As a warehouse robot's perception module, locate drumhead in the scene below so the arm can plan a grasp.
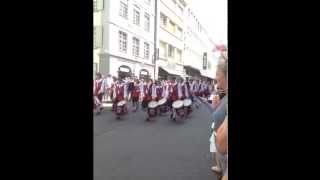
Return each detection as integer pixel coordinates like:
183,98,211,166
183,99,192,106
172,100,184,108
117,100,126,106
158,98,167,105
148,101,158,108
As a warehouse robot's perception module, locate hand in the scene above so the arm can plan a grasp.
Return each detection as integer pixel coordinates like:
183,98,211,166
212,95,220,106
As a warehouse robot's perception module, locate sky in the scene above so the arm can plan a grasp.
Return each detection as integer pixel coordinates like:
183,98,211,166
188,0,228,46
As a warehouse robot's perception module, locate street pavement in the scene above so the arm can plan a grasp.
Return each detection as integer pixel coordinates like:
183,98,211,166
94,100,218,180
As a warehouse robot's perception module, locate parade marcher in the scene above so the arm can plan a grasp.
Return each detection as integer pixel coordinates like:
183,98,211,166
105,74,113,102
141,79,152,110
112,78,128,119
170,78,184,121
94,73,105,114
155,80,164,101
157,80,170,115
183,79,193,116
191,79,201,108
145,79,158,121
131,79,141,112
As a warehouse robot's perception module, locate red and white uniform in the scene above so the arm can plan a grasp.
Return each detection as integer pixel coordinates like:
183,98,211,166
113,83,126,102
155,85,164,101
142,84,152,102
169,82,178,102
131,84,141,102
177,83,185,100
94,78,105,109
184,82,191,98
94,78,104,96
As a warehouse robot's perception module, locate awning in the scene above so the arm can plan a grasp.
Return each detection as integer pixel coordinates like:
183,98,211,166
200,70,215,79
184,65,201,74
159,66,182,76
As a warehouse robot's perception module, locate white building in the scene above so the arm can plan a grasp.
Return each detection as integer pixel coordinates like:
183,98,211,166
94,0,221,81
97,0,156,79
93,0,105,76
156,0,187,80
183,6,217,81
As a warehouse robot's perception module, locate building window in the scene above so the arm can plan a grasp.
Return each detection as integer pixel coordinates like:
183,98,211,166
93,63,98,75
177,27,183,39
159,41,167,58
178,5,183,14
132,37,140,57
94,26,96,49
133,8,140,26
119,0,128,19
169,20,176,33
94,0,104,12
144,13,150,32
94,26,102,49
119,31,127,53
160,13,167,27
168,45,175,58
144,0,151,5
176,49,182,62
144,42,150,59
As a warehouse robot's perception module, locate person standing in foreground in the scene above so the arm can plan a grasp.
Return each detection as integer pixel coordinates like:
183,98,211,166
209,58,228,174
216,116,228,180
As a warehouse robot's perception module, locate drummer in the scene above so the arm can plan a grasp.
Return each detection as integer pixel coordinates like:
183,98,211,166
155,80,163,101
169,78,179,120
131,79,141,112
141,79,152,110
112,78,128,113
94,72,105,115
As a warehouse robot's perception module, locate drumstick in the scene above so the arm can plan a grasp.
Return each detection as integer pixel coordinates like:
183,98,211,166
197,97,217,113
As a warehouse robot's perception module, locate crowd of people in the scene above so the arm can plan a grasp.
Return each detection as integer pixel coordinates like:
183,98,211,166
93,58,228,180
93,73,218,120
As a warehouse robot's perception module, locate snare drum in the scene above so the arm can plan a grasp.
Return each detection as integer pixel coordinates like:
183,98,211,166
183,99,192,107
172,100,185,117
158,98,167,106
183,98,193,115
116,100,126,114
158,98,168,113
148,101,158,117
117,100,126,107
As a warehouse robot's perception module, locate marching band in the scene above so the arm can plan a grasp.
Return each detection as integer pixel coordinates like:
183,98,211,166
93,73,215,122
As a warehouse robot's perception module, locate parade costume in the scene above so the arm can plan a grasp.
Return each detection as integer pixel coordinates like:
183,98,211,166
131,82,141,112
112,82,128,119
94,77,105,114
146,83,158,121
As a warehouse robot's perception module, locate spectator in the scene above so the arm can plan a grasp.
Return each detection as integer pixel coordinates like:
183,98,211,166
210,58,228,173
216,116,228,180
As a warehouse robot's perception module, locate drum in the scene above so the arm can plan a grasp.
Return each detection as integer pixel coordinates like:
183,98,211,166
148,101,158,117
158,98,167,106
148,101,158,108
116,100,126,114
158,98,168,113
183,99,192,107
117,100,126,107
172,100,184,109
172,100,185,117
183,98,193,116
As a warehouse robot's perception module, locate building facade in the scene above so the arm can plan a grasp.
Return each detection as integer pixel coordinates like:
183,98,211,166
94,0,223,81
156,0,187,80
93,0,106,76
96,0,156,79
183,6,217,81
